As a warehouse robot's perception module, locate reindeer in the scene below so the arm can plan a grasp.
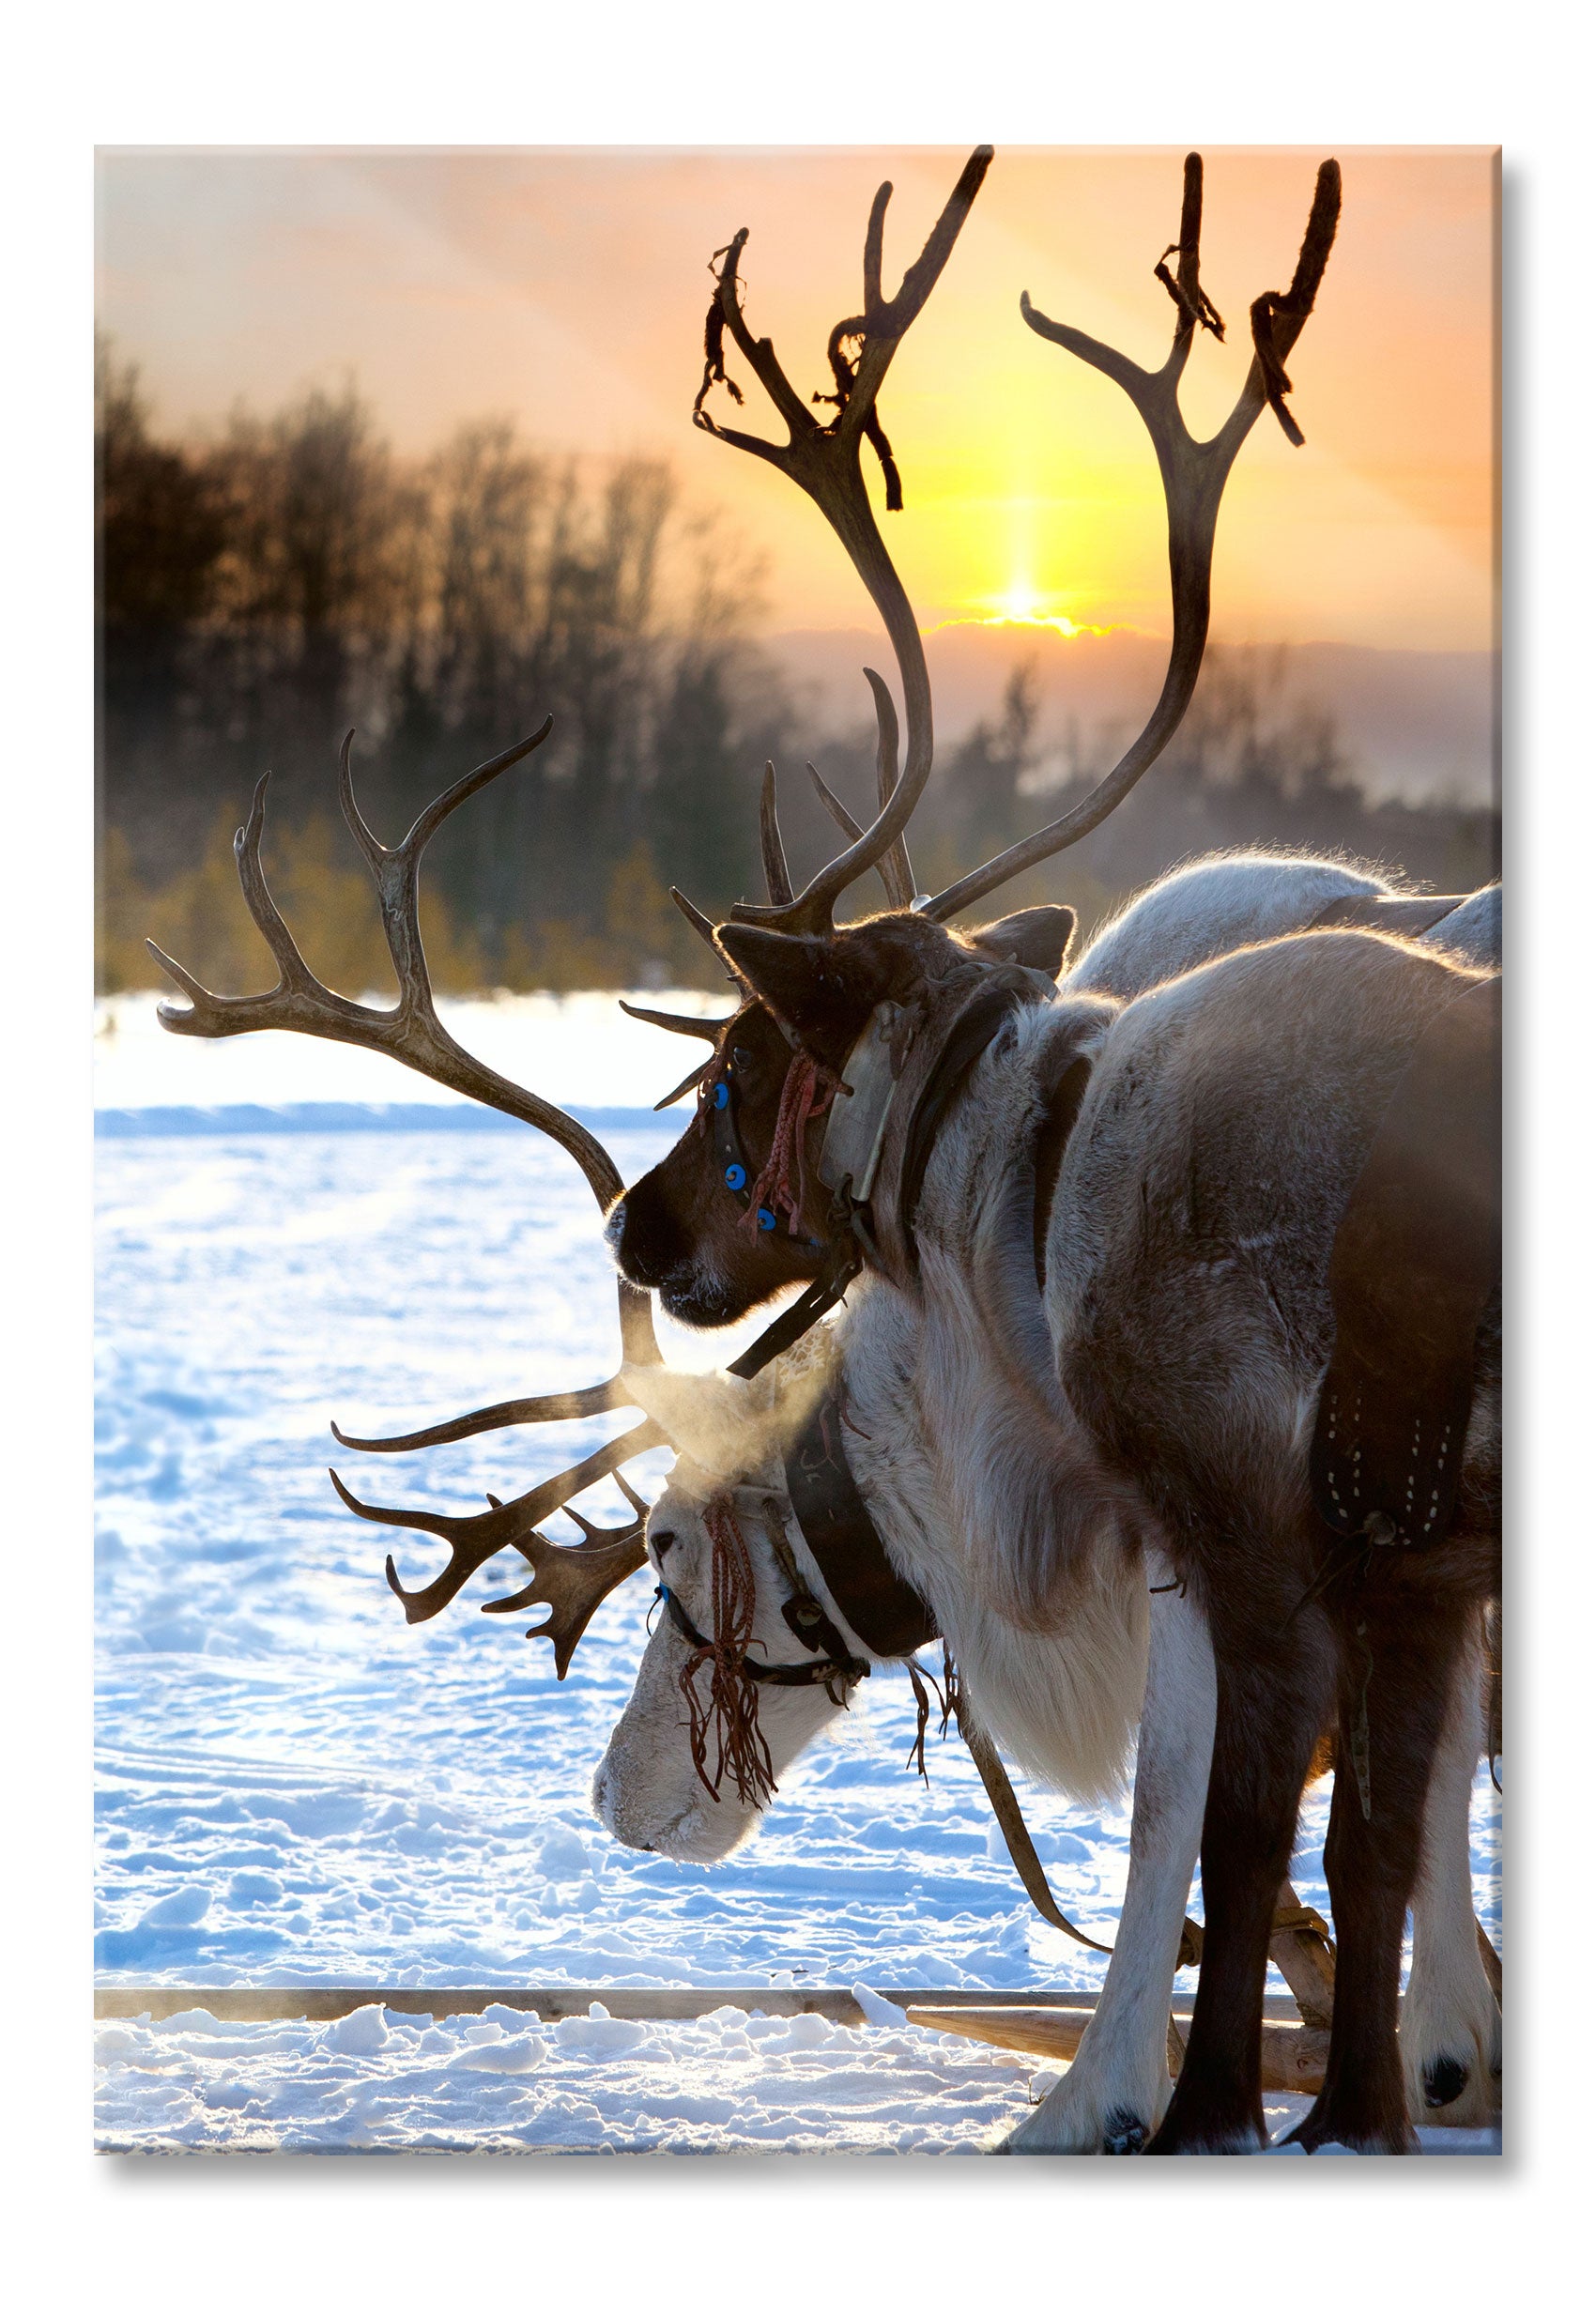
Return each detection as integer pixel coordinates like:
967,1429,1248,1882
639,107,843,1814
598,150,1501,2151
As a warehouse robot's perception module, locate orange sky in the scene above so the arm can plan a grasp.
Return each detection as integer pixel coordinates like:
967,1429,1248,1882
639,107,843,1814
96,146,1497,652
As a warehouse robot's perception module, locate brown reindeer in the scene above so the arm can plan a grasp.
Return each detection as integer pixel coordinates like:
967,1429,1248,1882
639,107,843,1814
604,149,1501,2151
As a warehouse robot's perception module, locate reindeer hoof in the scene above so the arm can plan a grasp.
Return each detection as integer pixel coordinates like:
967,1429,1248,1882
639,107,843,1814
1421,2056,1467,2109
1102,2110,1150,2154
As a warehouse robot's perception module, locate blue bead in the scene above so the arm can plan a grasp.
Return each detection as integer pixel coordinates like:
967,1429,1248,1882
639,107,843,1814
713,1081,730,1110
724,1164,747,1191
757,1206,776,1231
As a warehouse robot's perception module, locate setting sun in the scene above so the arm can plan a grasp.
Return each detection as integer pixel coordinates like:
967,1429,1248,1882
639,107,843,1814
96,146,1497,654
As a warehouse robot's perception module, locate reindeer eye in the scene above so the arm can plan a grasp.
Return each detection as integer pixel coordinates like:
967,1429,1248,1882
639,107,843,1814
652,1530,675,1557
731,1044,754,1073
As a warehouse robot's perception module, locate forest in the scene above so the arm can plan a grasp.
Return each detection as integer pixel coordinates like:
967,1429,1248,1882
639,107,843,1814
95,340,1499,998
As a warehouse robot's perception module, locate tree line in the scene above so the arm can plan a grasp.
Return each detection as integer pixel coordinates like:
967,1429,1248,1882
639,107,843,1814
95,339,1497,997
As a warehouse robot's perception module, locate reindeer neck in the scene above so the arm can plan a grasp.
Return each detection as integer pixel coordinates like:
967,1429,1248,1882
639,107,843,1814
852,959,1054,1292
834,1269,1148,1804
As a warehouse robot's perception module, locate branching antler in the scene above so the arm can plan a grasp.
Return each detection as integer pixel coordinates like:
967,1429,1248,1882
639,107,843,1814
149,724,656,1363
692,146,992,931
330,1448,659,1676
923,153,1342,921
758,668,915,913
149,724,673,1650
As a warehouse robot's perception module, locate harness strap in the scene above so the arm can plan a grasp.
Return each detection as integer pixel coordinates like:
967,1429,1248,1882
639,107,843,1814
957,1701,1116,1955
891,970,1051,1275
707,1073,755,1207
727,1231,864,1382
657,1586,867,1694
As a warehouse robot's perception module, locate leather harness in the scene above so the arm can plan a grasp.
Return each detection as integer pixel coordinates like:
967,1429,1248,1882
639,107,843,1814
783,1392,939,1656
1310,974,1501,1552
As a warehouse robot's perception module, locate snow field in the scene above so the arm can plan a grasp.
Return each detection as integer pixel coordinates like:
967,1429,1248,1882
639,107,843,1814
92,2000,1501,2155
94,999,1501,2152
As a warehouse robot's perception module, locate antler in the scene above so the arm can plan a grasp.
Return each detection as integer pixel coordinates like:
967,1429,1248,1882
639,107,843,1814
148,723,657,1369
801,669,916,909
757,668,915,917
921,153,1341,921
149,724,672,1644
693,146,992,931
330,1450,658,1676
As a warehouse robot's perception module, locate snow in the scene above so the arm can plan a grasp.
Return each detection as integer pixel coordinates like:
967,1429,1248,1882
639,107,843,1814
95,993,1502,2153
852,1982,910,2027
92,2005,1499,2156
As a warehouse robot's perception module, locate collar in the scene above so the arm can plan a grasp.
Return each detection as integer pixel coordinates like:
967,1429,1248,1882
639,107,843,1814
654,1395,935,1678
850,960,1055,1290
781,1390,938,1659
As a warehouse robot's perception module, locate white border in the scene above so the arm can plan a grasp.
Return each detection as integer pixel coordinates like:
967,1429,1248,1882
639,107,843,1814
7,3,1586,2288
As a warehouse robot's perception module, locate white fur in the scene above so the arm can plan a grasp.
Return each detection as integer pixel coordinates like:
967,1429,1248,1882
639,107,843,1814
1068,852,1387,1000
1003,1574,1216,2154
1403,1635,1502,2125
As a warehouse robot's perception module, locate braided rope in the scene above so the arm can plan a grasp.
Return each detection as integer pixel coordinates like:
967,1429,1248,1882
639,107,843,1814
679,1495,777,1807
743,1055,838,1236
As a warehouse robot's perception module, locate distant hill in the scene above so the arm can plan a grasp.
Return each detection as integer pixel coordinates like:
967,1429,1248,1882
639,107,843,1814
764,625,1498,809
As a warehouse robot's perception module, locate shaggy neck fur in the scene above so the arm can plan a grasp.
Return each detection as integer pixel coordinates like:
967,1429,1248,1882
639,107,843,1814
833,999,1153,1809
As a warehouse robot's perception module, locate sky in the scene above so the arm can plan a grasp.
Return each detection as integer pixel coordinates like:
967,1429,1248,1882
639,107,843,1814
96,146,1497,653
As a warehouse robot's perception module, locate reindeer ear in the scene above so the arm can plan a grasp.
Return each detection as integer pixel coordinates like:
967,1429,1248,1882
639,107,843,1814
715,924,871,1058
965,905,1077,979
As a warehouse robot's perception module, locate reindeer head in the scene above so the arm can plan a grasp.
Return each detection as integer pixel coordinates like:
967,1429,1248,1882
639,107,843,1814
593,1338,950,1863
591,1465,861,1863
610,147,1341,1338
611,908,1073,1326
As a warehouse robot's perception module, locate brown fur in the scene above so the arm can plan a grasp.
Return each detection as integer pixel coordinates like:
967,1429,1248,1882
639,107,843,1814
613,915,1499,2153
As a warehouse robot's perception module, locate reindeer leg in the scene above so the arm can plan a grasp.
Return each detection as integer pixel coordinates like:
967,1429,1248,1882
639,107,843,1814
1284,1590,1468,2154
1403,1617,1501,2128
999,1570,1215,2154
1144,1601,1335,2154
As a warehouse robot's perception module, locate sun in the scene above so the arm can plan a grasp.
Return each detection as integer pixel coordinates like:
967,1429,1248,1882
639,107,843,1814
1000,581,1043,622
